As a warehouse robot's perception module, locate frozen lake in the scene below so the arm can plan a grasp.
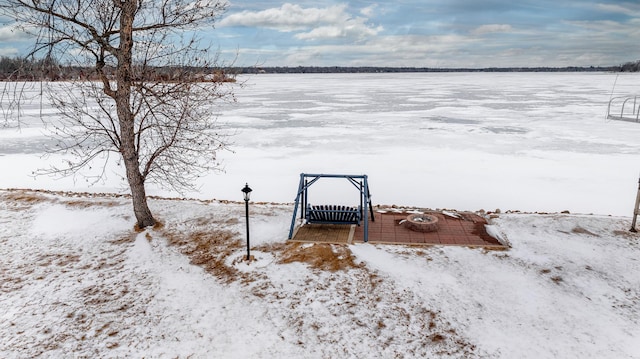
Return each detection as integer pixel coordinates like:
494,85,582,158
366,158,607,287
2,72,640,215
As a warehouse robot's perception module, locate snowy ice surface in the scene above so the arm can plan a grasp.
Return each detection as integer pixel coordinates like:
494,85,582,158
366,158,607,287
1,73,640,358
2,72,640,215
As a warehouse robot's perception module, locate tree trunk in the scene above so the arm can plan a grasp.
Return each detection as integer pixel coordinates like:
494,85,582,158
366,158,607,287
117,1,156,228
126,162,156,228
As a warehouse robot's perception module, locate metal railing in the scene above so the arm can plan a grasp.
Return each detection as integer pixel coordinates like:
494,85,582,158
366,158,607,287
607,95,640,122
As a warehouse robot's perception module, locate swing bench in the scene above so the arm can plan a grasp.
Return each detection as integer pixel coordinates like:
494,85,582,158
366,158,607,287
305,204,361,225
288,173,375,242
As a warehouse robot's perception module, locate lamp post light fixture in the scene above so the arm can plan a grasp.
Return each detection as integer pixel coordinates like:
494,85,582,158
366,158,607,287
241,183,252,261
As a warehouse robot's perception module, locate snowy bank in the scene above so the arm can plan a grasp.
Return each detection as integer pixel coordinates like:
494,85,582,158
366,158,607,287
1,190,639,358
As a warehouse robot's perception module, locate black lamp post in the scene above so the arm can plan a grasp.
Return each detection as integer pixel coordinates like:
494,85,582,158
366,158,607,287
241,183,252,261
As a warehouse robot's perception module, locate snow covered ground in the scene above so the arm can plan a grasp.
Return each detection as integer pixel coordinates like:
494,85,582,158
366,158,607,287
0,189,638,358
1,73,640,357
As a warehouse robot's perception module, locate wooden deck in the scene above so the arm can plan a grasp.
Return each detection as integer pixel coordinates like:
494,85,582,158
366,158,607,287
292,223,354,244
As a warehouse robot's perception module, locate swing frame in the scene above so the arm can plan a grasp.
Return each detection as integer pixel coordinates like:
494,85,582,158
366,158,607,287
287,173,375,242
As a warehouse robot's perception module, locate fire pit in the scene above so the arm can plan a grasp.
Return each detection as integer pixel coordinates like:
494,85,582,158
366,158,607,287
404,213,439,232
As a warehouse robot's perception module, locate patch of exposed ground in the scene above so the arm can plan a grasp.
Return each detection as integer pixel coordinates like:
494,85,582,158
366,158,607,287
277,242,359,271
0,190,52,211
0,189,126,211
163,228,243,283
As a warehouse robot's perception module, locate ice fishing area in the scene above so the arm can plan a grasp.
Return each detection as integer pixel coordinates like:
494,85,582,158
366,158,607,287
2,72,640,215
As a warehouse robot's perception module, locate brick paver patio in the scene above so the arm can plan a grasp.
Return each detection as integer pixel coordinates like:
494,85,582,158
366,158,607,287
291,210,506,249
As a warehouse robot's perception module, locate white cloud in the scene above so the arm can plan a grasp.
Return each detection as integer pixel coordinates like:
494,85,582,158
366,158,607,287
360,5,377,17
219,3,382,40
295,26,343,40
596,3,640,17
471,24,512,36
0,47,19,56
570,18,636,32
276,33,480,66
295,22,383,41
0,24,31,56
219,3,350,31
0,24,31,42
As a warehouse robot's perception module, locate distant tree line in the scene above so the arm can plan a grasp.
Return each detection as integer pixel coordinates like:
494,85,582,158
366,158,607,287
619,60,640,72
0,56,236,82
2,56,639,80
234,64,632,74
0,56,65,80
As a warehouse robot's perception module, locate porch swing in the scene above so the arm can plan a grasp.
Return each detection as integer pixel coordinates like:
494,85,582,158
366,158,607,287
287,173,375,242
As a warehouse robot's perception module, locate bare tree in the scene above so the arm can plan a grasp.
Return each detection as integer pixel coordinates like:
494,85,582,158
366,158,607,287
0,0,234,227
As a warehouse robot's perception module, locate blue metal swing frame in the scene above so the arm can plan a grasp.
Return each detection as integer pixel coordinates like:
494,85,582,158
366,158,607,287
287,173,374,242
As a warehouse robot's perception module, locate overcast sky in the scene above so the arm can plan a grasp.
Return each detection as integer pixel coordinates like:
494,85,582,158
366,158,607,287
1,1,639,68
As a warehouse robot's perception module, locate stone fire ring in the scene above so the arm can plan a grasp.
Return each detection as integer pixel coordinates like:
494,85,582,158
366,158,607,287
404,213,439,232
